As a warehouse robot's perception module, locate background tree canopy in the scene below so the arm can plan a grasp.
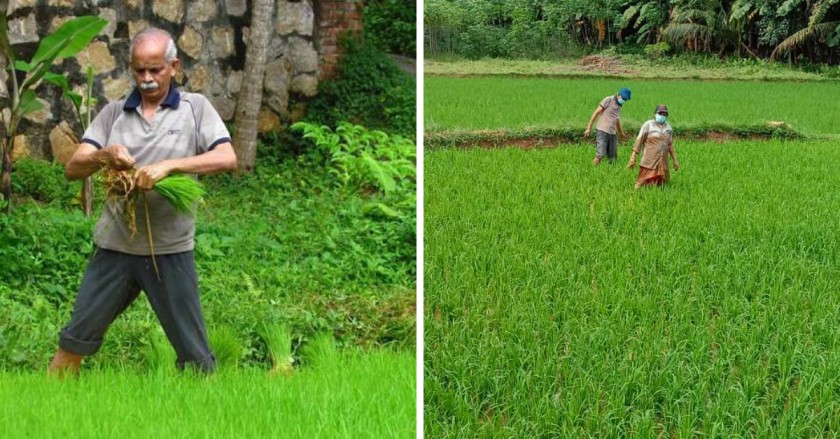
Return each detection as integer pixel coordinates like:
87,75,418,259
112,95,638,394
424,0,840,64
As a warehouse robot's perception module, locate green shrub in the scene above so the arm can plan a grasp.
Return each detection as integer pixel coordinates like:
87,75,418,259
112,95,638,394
304,38,415,136
11,158,78,206
364,0,415,56
643,41,671,59
291,121,416,198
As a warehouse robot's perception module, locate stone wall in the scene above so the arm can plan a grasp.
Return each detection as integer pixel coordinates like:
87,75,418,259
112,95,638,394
1,0,363,162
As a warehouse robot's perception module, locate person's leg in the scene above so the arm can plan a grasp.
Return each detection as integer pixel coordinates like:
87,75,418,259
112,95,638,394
607,134,618,163
593,130,608,165
51,248,141,376
138,251,215,373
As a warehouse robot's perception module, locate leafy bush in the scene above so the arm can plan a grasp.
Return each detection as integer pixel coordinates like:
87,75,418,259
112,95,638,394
291,122,415,197
304,38,415,136
290,121,416,288
643,41,671,59
11,159,79,206
1,135,415,370
364,0,416,57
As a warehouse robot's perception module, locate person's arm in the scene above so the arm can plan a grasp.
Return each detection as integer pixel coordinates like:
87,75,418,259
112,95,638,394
669,141,679,171
584,106,605,138
616,119,625,139
65,143,135,180
627,124,646,168
134,142,237,190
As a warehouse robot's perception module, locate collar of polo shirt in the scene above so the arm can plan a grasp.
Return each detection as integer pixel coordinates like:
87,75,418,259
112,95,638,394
123,84,181,111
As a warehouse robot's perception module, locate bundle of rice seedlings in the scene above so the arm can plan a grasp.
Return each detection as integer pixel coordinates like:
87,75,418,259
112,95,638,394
102,168,139,236
259,323,296,376
152,175,205,214
101,170,205,280
142,328,176,376
209,325,242,370
101,171,205,235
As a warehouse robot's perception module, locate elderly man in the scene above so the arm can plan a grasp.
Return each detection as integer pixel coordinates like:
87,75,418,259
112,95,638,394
584,87,631,165
48,28,237,375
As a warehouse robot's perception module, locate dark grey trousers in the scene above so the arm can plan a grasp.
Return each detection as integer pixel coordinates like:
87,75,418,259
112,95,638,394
595,129,618,162
59,248,215,373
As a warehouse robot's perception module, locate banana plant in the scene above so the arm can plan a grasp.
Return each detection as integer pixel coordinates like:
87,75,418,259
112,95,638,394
0,13,107,212
39,66,98,216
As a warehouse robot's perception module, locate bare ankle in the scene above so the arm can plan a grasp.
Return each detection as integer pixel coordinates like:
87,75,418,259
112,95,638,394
48,348,83,378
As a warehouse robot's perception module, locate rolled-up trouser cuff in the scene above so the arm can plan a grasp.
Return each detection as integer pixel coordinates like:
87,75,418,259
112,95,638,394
58,332,103,356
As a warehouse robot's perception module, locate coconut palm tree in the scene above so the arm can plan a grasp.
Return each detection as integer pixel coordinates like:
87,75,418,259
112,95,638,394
771,0,840,61
233,0,276,173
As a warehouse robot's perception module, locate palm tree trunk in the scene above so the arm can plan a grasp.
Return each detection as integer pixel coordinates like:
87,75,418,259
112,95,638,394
233,0,275,173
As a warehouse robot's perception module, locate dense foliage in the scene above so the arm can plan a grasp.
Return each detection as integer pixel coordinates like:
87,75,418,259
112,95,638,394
424,0,840,63
305,38,416,136
0,140,415,370
364,0,416,57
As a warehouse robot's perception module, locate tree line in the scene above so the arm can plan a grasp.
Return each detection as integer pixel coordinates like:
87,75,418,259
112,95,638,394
424,0,840,64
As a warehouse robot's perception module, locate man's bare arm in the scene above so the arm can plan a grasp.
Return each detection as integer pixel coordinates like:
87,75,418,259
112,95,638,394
65,143,135,180
134,142,238,190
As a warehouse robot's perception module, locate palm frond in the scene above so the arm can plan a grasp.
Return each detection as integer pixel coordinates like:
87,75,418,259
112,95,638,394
661,23,710,44
671,7,708,23
810,0,840,27
771,21,840,59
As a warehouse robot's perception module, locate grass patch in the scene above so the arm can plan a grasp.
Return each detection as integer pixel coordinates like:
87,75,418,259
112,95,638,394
424,124,803,149
424,56,840,81
425,140,840,437
425,77,838,136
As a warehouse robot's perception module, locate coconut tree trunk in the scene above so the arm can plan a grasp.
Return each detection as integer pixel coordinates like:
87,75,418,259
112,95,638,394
233,0,275,173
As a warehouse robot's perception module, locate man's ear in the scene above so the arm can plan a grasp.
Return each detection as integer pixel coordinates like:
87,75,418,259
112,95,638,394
170,59,181,76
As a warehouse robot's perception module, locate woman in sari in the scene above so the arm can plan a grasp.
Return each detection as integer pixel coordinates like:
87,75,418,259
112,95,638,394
626,104,680,189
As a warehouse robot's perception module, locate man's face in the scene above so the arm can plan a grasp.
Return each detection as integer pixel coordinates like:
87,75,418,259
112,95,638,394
130,40,178,103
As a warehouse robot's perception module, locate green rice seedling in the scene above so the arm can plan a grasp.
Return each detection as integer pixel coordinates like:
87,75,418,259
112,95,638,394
0,348,415,438
141,328,175,375
425,77,836,135
209,325,242,369
300,333,338,370
153,175,204,213
259,323,295,376
425,140,840,437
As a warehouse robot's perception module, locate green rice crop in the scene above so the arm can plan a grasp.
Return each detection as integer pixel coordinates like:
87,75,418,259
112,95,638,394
154,175,204,213
425,77,837,135
425,140,840,437
0,347,414,438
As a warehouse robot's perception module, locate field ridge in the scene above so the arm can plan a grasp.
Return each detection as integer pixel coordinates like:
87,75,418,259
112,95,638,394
424,124,806,149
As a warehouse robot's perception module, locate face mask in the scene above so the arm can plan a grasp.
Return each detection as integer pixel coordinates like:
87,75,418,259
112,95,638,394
655,114,667,124
617,97,625,106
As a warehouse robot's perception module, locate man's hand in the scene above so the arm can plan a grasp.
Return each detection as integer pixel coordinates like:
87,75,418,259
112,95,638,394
100,145,135,170
627,160,636,169
135,161,174,190
583,128,591,138
673,161,680,171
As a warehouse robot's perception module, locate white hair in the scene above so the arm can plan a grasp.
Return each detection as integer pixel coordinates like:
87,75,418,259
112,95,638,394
130,28,178,62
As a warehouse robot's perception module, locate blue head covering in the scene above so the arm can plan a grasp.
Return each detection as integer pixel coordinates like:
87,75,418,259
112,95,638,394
619,88,631,100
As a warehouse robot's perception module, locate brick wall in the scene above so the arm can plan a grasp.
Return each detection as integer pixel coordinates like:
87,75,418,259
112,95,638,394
316,0,363,79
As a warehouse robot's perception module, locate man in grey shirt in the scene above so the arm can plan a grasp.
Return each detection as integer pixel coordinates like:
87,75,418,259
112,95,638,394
584,87,631,165
48,28,237,376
